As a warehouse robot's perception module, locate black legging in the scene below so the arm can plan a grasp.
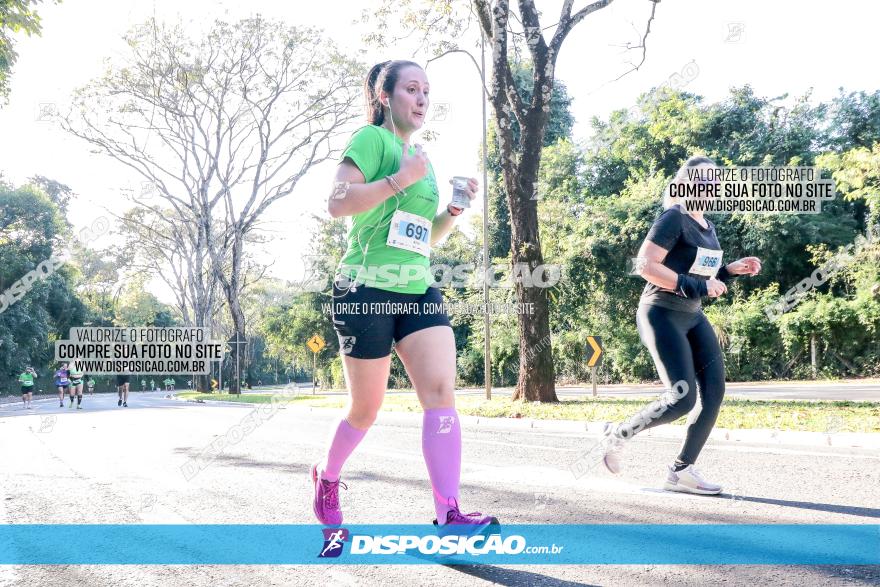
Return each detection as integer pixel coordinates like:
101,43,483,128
619,303,726,464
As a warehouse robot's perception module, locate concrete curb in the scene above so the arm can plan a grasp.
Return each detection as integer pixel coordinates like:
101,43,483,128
172,395,880,450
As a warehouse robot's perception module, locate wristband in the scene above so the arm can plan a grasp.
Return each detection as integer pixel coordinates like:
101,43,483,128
447,204,463,217
675,273,708,299
716,264,732,283
385,175,404,194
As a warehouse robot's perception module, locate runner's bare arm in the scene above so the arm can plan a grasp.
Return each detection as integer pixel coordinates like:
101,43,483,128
328,143,429,218
636,240,679,291
430,209,455,245
327,159,399,218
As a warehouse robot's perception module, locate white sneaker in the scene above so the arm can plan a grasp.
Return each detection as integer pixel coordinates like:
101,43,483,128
663,465,723,495
601,422,624,475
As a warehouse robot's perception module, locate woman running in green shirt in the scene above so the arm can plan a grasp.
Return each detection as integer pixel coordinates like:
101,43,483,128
19,366,37,409
309,60,496,533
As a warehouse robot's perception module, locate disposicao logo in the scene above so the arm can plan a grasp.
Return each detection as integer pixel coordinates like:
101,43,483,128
318,528,349,558
318,527,530,559
350,533,526,556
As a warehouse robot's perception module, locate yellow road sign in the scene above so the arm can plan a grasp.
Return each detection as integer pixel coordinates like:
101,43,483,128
586,336,603,367
307,335,325,354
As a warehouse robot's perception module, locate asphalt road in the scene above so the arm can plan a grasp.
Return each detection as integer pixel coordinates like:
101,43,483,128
1,392,878,586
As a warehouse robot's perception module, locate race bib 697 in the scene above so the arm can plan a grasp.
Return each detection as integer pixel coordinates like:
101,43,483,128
387,210,431,257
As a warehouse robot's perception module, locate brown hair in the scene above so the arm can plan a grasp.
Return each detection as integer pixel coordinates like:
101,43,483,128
364,60,423,125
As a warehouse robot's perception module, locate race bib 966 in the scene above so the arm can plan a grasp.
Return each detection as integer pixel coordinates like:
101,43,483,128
689,247,723,277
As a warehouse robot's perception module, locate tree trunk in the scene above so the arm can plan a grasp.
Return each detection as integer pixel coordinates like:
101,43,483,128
225,235,247,395
810,333,818,379
473,0,626,402
507,127,557,402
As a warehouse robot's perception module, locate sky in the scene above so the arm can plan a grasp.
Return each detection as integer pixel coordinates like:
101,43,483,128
1,0,878,304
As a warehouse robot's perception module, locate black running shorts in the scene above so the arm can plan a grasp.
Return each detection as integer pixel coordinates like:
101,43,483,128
331,280,452,360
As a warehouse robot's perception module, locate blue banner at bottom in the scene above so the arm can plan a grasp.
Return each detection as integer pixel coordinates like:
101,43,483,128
0,524,877,565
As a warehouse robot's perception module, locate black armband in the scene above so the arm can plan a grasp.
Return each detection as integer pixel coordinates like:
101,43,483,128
675,274,708,299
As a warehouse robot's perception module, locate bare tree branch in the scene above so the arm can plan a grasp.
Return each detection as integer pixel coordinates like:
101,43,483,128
65,17,363,391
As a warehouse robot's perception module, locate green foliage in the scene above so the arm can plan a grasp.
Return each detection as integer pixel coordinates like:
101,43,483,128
0,184,64,277
0,0,56,102
0,180,88,389
541,173,666,382
114,275,177,327
542,85,880,384
260,292,336,375
823,89,880,152
584,89,708,198
704,286,787,380
818,143,880,226
263,84,880,388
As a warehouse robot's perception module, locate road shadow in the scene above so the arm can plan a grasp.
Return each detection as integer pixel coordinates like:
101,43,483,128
446,565,875,585
636,487,880,519
175,452,880,522
444,565,596,586
721,493,880,519
812,565,880,584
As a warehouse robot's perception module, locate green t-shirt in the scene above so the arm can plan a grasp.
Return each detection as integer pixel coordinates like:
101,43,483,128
338,125,440,294
19,372,34,387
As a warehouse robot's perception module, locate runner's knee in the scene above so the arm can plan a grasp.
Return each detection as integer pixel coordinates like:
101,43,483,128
417,383,455,410
346,407,380,429
663,381,697,418
346,394,383,428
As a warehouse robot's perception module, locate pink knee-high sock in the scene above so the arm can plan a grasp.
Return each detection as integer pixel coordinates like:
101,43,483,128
320,418,367,482
422,407,462,522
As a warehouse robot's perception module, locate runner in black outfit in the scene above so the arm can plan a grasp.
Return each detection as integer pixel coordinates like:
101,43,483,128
602,156,762,494
116,374,130,407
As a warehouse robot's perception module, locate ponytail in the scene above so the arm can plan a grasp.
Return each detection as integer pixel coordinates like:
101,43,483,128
364,61,390,125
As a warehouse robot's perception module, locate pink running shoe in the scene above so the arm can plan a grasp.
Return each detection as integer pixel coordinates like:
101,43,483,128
433,498,499,536
310,463,346,526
